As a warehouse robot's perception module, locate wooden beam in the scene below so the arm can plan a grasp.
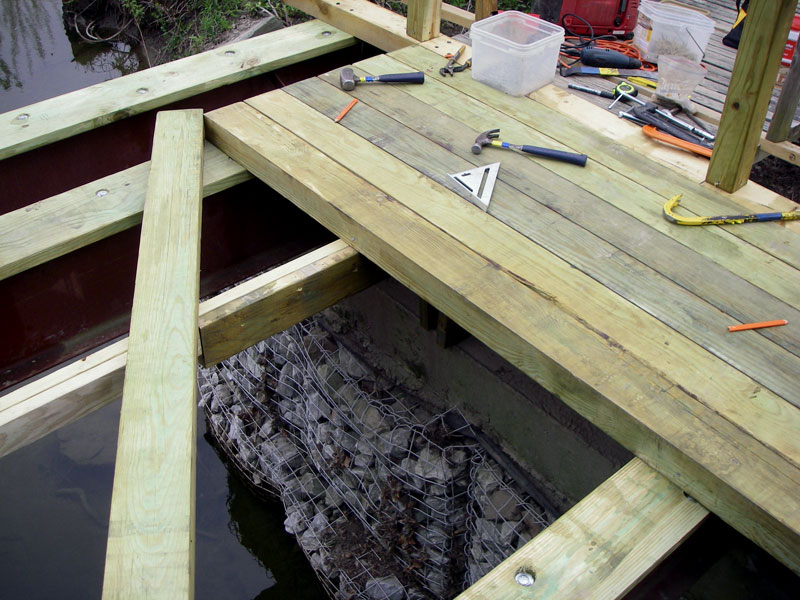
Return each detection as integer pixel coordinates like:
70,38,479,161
0,142,249,281
475,0,498,22
766,52,800,143
760,137,800,167
199,239,382,365
396,0,475,28
283,0,421,51
0,241,378,459
705,0,798,192
406,0,442,42
457,458,708,599
102,110,204,599
0,20,355,160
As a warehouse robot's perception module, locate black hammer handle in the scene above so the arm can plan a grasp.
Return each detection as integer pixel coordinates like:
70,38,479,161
373,72,425,84
518,145,588,167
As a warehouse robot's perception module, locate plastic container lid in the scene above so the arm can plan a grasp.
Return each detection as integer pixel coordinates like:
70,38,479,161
470,11,564,54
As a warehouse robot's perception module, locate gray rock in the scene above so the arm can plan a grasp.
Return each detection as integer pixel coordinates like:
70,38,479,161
306,391,331,422
338,347,368,379
276,363,297,398
269,434,303,470
309,511,329,534
365,575,404,600
377,426,412,458
483,488,521,521
284,510,308,535
299,527,323,553
414,447,453,484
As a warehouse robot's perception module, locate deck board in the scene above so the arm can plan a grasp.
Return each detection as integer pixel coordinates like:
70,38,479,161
204,41,800,573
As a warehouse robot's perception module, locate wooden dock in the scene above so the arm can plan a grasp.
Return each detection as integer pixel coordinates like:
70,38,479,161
1,1,799,598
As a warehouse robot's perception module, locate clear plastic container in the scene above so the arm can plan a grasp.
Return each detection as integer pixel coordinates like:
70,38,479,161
655,54,706,105
633,1,715,64
470,11,564,97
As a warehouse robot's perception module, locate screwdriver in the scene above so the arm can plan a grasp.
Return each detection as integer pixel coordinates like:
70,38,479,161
568,81,638,101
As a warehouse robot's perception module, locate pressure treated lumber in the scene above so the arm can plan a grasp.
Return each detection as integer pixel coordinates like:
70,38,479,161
766,53,800,143
706,0,798,192
199,239,382,365
406,0,440,42
283,0,418,52
457,458,708,599
103,110,204,600
0,241,377,459
204,101,800,573
282,77,800,408
396,0,474,28
0,142,249,281
0,20,354,161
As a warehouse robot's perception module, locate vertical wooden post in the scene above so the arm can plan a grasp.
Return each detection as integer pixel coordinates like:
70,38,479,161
407,0,441,42
102,110,204,600
475,0,498,22
766,52,800,143
705,0,797,192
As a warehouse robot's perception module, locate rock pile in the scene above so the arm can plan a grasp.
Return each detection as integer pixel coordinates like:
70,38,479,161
199,320,550,599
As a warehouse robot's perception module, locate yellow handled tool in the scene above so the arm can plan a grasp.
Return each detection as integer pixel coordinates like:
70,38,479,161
663,194,800,226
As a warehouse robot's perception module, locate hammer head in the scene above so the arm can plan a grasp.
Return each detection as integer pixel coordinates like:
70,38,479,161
340,67,356,91
471,129,500,154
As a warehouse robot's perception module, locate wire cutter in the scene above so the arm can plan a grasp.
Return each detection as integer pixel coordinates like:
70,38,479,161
440,45,467,76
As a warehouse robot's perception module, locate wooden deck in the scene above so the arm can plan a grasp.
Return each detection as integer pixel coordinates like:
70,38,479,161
2,3,800,598
205,39,800,576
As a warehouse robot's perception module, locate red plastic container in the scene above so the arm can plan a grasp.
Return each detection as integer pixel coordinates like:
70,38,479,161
781,14,800,67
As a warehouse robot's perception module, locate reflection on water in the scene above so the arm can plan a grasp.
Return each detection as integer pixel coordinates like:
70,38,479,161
0,0,143,112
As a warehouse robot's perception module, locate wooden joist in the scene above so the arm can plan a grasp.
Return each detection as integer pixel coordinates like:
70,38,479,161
0,20,355,161
457,459,708,599
102,110,204,599
0,240,378,459
0,143,250,281
406,0,441,42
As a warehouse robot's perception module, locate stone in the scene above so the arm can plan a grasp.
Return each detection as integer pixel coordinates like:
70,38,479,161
306,391,331,422
284,510,308,535
498,520,521,546
309,511,329,535
364,575,404,600
414,447,453,484
338,347,368,379
483,488,521,521
269,434,303,471
299,527,323,553
325,486,345,508
276,363,297,398
286,471,325,500
475,460,504,492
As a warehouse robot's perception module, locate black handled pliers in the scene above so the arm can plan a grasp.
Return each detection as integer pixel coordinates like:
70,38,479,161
440,45,469,76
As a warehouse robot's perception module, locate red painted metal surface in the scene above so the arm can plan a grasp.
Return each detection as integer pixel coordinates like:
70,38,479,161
1,44,376,391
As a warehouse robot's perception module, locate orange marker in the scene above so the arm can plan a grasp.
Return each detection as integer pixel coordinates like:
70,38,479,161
728,319,788,332
334,98,358,123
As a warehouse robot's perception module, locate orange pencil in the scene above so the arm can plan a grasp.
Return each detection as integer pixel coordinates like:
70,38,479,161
334,98,358,123
728,319,788,332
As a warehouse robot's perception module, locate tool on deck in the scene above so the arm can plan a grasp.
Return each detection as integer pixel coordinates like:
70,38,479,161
579,47,641,69
642,125,712,158
448,162,500,211
334,98,358,123
663,194,800,226
339,67,425,91
560,65,657,79
569,81,637,100
441,45,470,76
471,129,588,167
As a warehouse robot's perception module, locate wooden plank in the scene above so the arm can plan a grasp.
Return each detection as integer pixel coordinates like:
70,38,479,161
475,0,498,22
406,0,441,42
397,0,475,28
706,0,798,192
0,142,249,281
203,100,800,573
102,110,204,599
282,0,419,52
767,53,800,143
0,20,354,161
283,75,800,399
0,241,377,459
255,84,800,467
457,458,708,599
199,239,382,365
760,137,800,167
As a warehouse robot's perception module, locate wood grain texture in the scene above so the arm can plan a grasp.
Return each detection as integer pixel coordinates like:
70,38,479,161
102,110,204,600
396,0,475,28
406,0,441,41
203,101,800,573
199,239,382,365
1,241,376,459
457,459,708,599
0,20,354,160
0,142,249,281
706,0,798,191
283,0,419,52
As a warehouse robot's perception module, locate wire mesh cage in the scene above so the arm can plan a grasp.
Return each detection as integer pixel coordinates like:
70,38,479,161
198,320,550,599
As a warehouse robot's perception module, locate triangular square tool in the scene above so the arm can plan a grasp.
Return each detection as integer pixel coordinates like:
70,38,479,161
448,162,500,211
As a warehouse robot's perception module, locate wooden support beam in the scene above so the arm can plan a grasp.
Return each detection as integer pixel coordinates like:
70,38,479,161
283,0,425,52
705,0,798,192
457,458,708,599
0,241,378,459
199,239,382,365
398,0,475,28
766,52,800,143
475,0,498,22
0,20,355,161
102,110,204,600
0,142,249,281
406,0,442,42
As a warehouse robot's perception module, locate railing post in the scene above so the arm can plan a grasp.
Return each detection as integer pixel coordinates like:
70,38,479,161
407,0,441,41
705,0,798,192
475,0,498,22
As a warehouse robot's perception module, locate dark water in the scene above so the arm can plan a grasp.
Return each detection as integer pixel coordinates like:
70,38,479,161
0,1,326,598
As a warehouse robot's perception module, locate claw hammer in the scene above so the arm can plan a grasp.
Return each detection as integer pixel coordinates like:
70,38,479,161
472,129,588,166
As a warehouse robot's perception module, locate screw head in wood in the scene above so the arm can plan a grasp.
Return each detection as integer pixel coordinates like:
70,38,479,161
515,567,536,586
